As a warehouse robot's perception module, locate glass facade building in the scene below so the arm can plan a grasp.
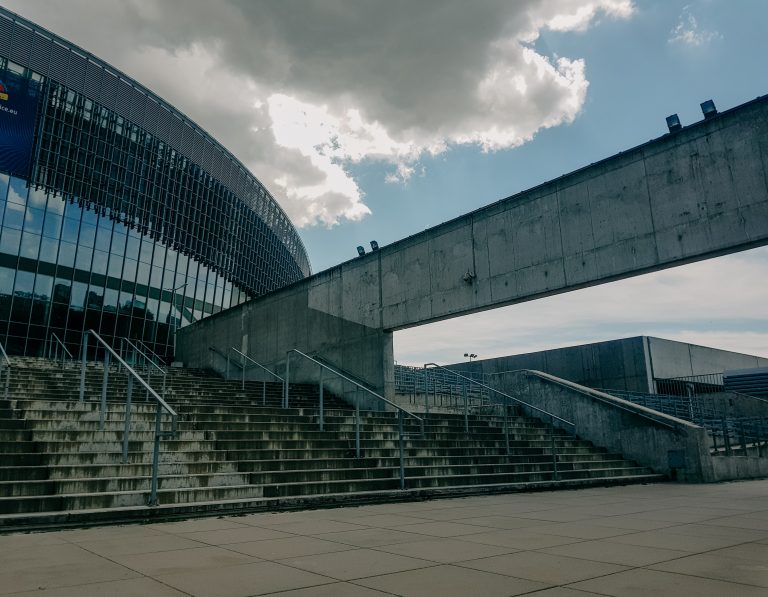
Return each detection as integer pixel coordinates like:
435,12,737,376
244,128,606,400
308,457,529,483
0,8,311,359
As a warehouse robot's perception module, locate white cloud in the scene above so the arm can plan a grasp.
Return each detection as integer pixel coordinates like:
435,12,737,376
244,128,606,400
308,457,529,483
395,247,768,365
669,5,722,47
5,0,635,228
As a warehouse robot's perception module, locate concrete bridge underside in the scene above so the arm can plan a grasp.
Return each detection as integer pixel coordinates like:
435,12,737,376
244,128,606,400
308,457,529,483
178,95,768,400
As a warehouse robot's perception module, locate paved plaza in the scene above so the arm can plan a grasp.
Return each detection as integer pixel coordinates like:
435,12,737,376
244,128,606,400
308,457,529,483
1,480,767,596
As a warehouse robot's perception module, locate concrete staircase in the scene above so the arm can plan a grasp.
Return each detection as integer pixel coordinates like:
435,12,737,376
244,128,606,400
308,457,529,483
0,357,664,530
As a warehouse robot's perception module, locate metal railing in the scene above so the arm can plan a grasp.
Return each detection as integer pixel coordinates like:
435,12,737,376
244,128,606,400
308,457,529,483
79,330,177,506
47,332,73,367
286,349,423,489
227,347,284,405
120,338,168,400
655,373,724,396
426,364,576,480
396,364,490,408
597,388,716,426
0,341,10,401
710,416,768,456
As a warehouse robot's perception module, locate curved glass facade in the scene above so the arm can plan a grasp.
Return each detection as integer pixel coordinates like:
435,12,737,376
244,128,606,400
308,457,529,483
0,9,311,358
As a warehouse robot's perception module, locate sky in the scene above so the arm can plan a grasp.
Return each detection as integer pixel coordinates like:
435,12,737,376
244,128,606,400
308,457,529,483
5,0,768,365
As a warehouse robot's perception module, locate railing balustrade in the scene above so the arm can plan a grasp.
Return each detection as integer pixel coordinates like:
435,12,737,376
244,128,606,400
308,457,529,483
47,332,73,367
120,338,168,401
0,341,10,401
79,330,177,506
286,349,423,490
425,363,576,480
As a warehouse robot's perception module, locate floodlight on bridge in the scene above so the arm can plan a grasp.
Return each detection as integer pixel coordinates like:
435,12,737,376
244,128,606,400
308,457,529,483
701,99,718,119
370,240,379,251
356,246,366,257
666,114,682,133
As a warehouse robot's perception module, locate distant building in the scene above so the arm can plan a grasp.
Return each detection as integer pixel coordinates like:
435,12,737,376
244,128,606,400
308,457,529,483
0,7,310,358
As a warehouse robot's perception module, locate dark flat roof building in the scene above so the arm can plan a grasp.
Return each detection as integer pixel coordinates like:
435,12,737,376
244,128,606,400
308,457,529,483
0,7,310,359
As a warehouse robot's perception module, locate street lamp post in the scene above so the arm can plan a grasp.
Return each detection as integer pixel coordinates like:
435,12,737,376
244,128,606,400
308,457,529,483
464,353,477,362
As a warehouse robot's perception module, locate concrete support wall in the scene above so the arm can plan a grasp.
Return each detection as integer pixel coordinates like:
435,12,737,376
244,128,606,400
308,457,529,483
447,337,652,392
496,370,710,482
179,96,768,393
647,337,768,380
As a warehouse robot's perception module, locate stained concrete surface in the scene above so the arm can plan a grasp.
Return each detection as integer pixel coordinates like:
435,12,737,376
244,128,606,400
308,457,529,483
1,481,767,596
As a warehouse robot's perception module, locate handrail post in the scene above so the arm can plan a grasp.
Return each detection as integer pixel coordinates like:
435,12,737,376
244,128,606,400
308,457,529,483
149,401,162,506
399,409,405,490
355,395,361,458
551,415,559,481
319,365,324,431
226,353,230,380
504,397,510,457
79,331,88,402
284,352,290,409
423,366,430,416
100,350,109,431
241,352,245,390
122,375,133,463
262,381,266,406
463,380,468,434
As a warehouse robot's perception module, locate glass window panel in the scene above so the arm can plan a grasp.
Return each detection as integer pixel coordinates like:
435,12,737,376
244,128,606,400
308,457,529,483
0,173,8,202
0,267,15,294
108,252,123,278
34,274,53,300
52,279,71,304
0,227,21,254
111,231,126,257
23,207,44,234
150,266,163,288
91,250,108,275
3,202,24,229
7,177,28,206
70,282,87,311
46,194,66,216
103,288,118,311
95,221,112,252
139,238,153,263
14,270,34,295
123,258,137,283
136,261,150,285
75,245,93,270
78,223,96,247
62,218,81,243
27,187,47,209
39,237,59,264
20,232,40,259
126,231,140,259
86,285,104,309
42,212,63,239
81,208,97,226
57,242,76,268
152,245,166,268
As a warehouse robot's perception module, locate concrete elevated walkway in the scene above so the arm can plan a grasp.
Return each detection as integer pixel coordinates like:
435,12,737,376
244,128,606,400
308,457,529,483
1,480,767,596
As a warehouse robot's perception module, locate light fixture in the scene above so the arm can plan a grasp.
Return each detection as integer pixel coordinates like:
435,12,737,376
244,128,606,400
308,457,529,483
370,240,379,251
464,352,478,362
356,246,366,257
700,99,717,119
666,114,682,133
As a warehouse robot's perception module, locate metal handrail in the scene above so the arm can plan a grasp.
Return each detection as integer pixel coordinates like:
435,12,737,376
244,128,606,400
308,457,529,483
79,329,177,506
424,363,574,428
230,347,284,382
0,341,10,401
120,338,167,399
227,347,284,405
133,339,166,368
424,363,574,481
286,348,423,490
48,332,73,366
504,369,687,431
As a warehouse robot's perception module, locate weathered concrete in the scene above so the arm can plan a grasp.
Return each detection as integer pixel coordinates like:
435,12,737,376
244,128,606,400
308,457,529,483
179,95,768,395
446,337,768,394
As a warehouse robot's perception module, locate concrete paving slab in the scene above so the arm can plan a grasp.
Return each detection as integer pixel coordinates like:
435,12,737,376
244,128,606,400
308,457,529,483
154,560,333,597
279,548,434,581
650,552,768,587
375,536,515,563
459,550,628,584
354,563,549,596
2,480,768,595
570,568,768,597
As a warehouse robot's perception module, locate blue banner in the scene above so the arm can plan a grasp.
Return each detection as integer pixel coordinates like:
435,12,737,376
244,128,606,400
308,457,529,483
0,73,41,178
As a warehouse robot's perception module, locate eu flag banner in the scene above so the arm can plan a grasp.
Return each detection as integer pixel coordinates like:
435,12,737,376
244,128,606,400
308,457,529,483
0,73,41,178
